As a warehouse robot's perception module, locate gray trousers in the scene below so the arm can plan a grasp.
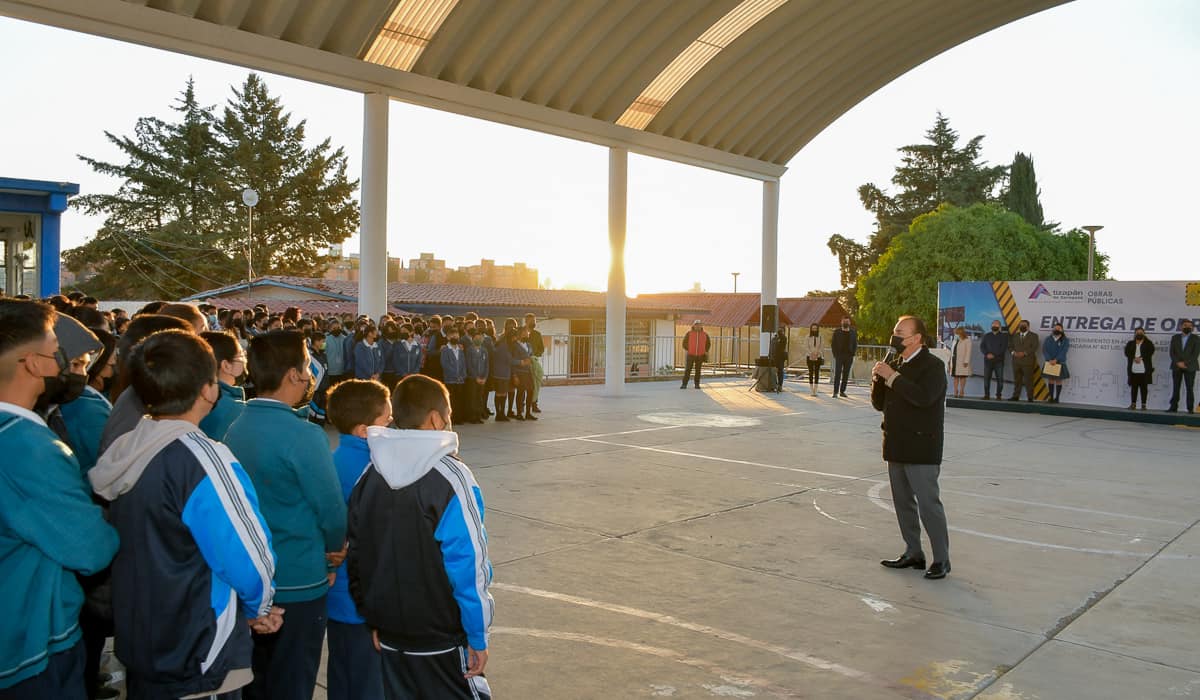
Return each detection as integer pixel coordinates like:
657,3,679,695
887,462,950,563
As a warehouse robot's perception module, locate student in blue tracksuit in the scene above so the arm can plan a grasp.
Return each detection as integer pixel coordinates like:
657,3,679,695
393,324,423,380
325,380,391,700
0,299,118,697
379,322,399,390
465,327,490,424
354,326,385,381
89,330,279,699
199,330,248,441
224,331,346,700
440,328,467,424
347,375,493,700
325,319,349,383
59,327,116,479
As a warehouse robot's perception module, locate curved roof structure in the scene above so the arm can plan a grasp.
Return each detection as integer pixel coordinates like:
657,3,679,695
2,0,1065,178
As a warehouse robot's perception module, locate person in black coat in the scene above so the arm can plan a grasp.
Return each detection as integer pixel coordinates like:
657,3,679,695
1124,327,1155,410
769,328,789,391
1168,319,1198,413
870,315,951,580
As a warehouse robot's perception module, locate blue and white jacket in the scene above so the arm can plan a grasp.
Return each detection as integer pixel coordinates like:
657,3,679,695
347,428,493,652
90,418,275,699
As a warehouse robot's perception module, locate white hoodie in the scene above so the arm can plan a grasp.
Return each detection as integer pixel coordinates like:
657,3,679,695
90,418,200,500
366,426,459,489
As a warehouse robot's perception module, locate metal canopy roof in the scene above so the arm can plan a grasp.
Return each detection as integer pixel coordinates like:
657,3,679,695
3,0,1064,180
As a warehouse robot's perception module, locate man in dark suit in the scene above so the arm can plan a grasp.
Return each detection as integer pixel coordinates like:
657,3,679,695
871,315,951,580
979,321,1008,399
830,317,857,397
1007,320,1039,401
1168,319,1198,413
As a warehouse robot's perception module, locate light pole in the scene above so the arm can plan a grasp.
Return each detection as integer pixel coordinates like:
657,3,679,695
242,188,259,292
1082,225,1103,281
731,272,741,368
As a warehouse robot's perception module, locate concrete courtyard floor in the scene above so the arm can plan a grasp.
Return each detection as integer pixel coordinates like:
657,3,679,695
317,377,1200,699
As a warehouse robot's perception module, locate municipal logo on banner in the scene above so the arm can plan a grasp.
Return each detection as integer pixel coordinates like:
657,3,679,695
1187,282,1200,306
1029,283,1051,300
1025,283,1084,303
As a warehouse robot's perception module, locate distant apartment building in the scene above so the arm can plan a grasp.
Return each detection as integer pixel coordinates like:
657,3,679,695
323,250,537,289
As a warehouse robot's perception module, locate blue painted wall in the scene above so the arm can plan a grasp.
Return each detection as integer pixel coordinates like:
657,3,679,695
0,178,79,296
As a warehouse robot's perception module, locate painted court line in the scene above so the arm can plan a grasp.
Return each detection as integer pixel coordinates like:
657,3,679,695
493,583,877,684
563,436,1189,557
576,438,871,483
537,425,686,443
575,437,1184,529
490,626,795,698
865,482,1192,560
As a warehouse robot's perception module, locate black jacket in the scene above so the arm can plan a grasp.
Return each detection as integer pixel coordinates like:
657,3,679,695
769,332,788,364
347,431,493,653
870,348,947,465
1169,332,1199,372
831,327,857,357
1124,338,1155,383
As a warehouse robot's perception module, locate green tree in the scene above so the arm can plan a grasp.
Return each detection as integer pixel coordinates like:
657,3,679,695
66,78,233,298
214,74,358,279
826,113,1008,309
855,204,1108,340
66,74,359,299
1002,152,1055,230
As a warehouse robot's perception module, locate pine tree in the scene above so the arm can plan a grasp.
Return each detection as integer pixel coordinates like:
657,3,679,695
68,78,233,298
213,74,359,279
825,113,1008,310
66,74,360,299
1003,152,1049,229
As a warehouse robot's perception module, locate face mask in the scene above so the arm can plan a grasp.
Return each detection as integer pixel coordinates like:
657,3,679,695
1019,326,1029,333
399,333,410,340
1135,333,1145,340
473,336,483,345
842,324,850,330
992,327,1000,333
330,328,343,336
889,335,906,353
1053,330,1062,337
297,374,316,408
1185,327,1194,335
43,372,88,406
810,328,819,336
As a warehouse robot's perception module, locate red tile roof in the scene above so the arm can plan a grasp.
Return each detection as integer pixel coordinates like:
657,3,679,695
778,297,849,327
193,276,702,315
635,293,794,328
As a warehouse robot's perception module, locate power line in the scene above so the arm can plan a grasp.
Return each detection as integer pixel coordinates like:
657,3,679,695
127,235,233,288
108,233,184,298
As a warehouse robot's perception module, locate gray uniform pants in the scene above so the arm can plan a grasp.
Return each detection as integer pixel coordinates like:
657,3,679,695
887,462,950,563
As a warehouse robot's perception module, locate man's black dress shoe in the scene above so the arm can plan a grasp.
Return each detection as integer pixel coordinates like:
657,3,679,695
880,554,926,569
924,561,951,579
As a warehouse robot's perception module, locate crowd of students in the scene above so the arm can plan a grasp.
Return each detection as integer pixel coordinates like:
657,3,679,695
0,292,511,699
201,304,548,425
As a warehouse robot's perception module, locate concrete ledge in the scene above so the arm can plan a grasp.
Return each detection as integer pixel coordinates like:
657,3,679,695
947,396,1200,427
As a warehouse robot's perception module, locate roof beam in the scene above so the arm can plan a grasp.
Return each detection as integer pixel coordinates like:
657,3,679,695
0,0,785,180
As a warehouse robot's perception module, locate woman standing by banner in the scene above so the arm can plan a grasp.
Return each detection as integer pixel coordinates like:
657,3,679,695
1124,327,1154,410
1042,323,1070,403
950,327,972,398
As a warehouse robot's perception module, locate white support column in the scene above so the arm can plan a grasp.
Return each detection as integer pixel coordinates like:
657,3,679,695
759,178,780,357
359,92,389,320
605,147,628,396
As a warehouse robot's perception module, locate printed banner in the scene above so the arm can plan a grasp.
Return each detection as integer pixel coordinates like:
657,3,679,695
937,281,1200,408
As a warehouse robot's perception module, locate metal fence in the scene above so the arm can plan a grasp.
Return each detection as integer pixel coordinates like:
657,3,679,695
538,335,893,383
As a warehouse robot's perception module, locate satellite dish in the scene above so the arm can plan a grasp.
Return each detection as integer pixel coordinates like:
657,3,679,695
242,188,259,207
